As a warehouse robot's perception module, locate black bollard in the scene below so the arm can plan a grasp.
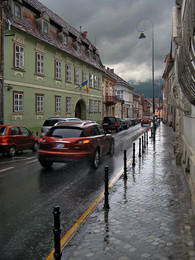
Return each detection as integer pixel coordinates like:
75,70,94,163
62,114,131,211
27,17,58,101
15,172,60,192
139,138,141,157
124,150,127,179
132,143,135,167
146,131,148,145
142,135,144,153
53,206,62,260
144,132,146,149
104,166,110,209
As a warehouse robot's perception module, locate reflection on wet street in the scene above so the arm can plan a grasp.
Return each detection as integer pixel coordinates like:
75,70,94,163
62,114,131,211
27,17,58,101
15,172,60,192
66,125,195,260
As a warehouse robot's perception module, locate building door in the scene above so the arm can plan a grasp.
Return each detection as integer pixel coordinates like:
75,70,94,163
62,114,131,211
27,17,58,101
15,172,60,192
75,100,86,120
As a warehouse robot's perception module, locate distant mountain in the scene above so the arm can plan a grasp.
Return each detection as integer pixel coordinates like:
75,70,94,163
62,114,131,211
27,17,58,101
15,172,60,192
131,78,163,98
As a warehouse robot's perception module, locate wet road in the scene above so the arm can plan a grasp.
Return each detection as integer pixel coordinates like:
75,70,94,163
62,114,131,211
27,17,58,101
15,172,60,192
0,124,147,260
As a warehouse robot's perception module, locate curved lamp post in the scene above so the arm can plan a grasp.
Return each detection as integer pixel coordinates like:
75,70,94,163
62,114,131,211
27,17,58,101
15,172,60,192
136,18,155,140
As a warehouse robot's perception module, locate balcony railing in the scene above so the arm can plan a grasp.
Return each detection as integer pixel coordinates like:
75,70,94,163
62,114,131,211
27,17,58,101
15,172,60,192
104,96,117,105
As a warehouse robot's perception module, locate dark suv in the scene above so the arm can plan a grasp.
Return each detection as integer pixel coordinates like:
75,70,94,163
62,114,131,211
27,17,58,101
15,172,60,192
102,117,122,132
38,121,114,169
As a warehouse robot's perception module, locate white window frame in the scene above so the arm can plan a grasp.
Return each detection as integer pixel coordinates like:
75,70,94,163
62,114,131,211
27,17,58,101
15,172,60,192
55,60,62,79
98,77,102,90
94,75,98,89
89,74,93,88
43,21,49,34
14,44,24,69
36,52,44,74
98,101,101,113
66,64,71,82
94,100,98,113
55,96,61,113
14,92,23,112
66,97,71,113
89,100,94,113
36,94,44,113
74,66,79,84
82,70,87,83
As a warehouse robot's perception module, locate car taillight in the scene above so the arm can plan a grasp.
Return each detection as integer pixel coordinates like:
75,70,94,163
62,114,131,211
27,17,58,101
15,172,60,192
102,122,104,126
115,121,117,126
148,119,151,122
141,119,143,122
1,137,8,143
76,140,90,144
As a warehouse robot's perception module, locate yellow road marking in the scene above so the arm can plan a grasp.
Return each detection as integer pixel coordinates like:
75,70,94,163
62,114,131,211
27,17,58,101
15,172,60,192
46,153,136,260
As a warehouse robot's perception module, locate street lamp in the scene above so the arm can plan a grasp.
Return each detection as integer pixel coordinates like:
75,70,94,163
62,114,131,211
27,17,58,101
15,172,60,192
136,18,155,140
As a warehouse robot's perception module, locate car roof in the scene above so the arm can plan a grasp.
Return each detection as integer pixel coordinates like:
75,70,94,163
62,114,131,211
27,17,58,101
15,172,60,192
54,120,97,127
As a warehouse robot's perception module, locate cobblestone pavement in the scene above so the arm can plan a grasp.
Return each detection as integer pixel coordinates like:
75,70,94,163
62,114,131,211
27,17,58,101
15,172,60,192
62,124,195,260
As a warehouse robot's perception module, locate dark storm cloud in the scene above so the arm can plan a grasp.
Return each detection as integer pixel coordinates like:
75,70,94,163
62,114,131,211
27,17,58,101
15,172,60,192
41,0,175,82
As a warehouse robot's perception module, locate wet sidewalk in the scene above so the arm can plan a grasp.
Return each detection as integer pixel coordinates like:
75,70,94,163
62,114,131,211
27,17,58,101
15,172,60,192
63,124,195,260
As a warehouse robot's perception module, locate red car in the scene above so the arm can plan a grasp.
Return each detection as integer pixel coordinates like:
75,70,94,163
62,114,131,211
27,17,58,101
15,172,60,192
0,125,39,156
141,117,151,127
38,121,114,169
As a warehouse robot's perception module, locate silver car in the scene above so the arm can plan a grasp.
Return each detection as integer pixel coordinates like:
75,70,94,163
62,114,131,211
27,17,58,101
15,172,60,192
40,117,81,137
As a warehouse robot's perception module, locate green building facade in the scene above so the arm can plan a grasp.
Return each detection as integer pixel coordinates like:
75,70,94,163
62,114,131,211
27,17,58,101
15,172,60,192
2,0,104,135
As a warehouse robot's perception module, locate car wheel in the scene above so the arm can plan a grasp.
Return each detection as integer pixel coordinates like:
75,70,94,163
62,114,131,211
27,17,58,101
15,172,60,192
91,149,100,169
32,141,39,152
8,146,16,157
109,141,114,156
39,160,53,168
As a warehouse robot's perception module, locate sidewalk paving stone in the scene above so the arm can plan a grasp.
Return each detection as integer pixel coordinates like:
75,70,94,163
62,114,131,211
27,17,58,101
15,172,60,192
62,125,195,260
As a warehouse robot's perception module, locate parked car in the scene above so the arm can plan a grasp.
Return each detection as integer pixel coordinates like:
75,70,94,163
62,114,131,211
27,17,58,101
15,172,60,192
0,125,38,156
141,116,151,127
129,118,136,125
121,119,129,129
102,117,122,132
38,121,114,169
40,117,81,137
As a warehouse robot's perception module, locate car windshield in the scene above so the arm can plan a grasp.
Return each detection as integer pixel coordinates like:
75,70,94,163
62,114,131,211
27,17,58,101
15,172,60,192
104,117,115,123
0,126,7,136
46,127,86,138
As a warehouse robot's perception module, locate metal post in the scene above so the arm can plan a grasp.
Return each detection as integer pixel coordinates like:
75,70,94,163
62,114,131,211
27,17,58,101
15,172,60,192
124,150,127,179
139,138,141,157
132,143,135,166
146,131,148,145
53,206,62,260
104,166,110,209
142,135,144,153
144,132,146,149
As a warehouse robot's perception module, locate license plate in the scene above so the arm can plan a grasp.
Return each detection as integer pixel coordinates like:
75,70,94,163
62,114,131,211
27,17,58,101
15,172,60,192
104,123,108,125
56,143,64,148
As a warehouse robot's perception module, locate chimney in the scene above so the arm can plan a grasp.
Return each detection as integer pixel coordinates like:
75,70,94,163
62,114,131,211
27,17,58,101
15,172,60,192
110,69,114,73
83,31,87,38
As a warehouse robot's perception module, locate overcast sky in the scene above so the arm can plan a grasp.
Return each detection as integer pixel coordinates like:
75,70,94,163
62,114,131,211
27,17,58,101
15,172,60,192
41,0,175,84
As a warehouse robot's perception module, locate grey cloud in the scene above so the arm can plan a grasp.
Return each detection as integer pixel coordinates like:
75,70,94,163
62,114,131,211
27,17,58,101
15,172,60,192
41,0,175,82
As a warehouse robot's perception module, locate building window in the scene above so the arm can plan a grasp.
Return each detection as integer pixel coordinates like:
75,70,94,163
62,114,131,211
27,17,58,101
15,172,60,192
98,77,102,90
14,44,24,69
94,75,98,89
36,94,44,113
94,100,98,113
82,70,87,83
89,74,93,88
89,100,94,113
74,67,79,84
13,92,23,112
55,96,61,112
98,101,101,113
116,90,123,99
66,64,71,82
14,3,21,19
36,53,44,74
55,60,62,79
66,97,71,113
64,35,68,45
43,21,49,34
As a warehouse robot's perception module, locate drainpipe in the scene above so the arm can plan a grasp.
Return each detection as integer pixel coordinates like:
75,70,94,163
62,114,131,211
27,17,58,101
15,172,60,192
1,19,12,124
